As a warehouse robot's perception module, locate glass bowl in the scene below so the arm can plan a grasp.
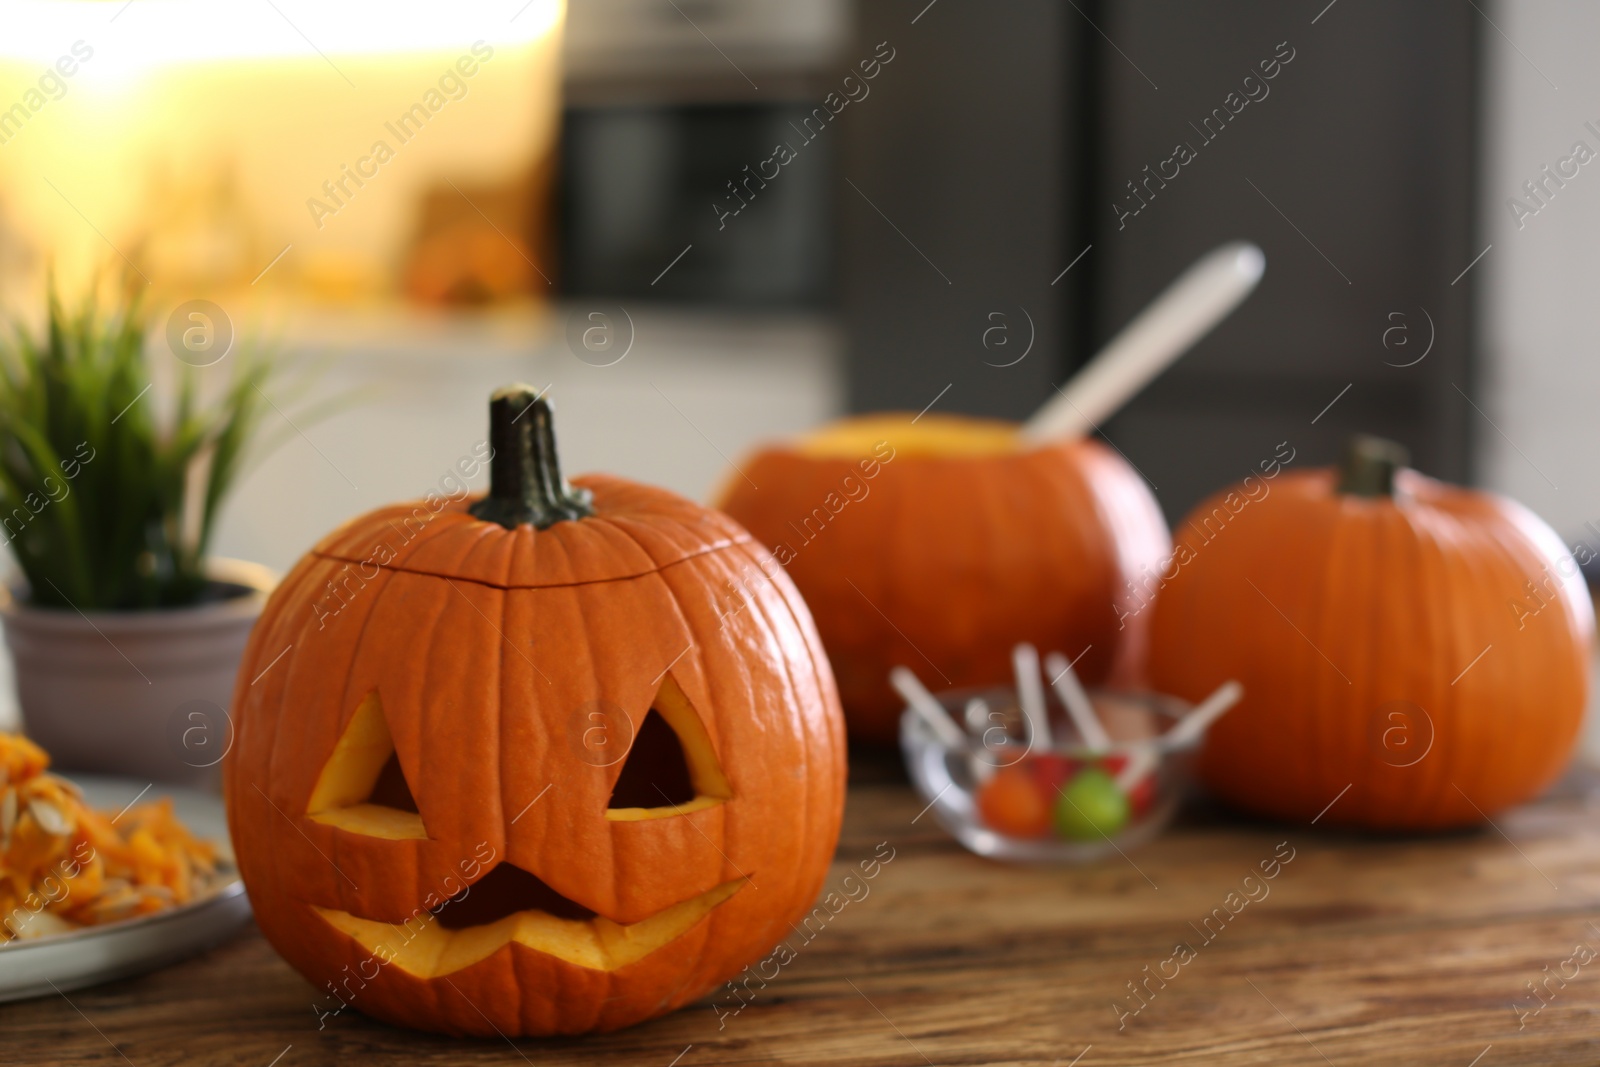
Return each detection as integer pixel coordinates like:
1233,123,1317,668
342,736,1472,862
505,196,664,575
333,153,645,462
900,684,1199,863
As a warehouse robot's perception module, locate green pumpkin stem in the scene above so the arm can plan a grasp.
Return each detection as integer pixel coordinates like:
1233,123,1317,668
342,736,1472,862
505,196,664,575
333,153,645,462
469,384,594,529
1337,434,1410,498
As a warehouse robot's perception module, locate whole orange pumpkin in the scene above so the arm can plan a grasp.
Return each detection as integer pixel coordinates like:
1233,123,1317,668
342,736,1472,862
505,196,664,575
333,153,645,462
224,387,846,1036
717,414,1171,743
1149,436,1593,829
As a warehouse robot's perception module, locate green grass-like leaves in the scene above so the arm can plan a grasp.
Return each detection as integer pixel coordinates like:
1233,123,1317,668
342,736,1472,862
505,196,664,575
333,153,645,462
0,291,287,610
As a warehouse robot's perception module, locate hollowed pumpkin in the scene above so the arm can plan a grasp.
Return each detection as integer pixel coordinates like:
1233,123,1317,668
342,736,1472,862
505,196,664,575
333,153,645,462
1149,436,1594,829
224,386,846,1036
717,413,1171,743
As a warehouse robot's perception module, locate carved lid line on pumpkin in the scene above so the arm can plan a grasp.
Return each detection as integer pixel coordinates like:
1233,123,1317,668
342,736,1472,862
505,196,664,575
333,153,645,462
310,477,754,591
307,529,750,593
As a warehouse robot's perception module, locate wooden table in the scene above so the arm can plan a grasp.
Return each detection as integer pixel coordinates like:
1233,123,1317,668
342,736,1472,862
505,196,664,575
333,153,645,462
7,751,1600,1066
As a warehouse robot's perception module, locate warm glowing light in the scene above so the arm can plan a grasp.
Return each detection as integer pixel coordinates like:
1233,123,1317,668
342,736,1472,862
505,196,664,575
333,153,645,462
0,0,565,306
3,1,563,65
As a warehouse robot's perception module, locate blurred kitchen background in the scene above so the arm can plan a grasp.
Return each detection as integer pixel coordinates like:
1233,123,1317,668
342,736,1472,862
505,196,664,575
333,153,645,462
0,0,1595,602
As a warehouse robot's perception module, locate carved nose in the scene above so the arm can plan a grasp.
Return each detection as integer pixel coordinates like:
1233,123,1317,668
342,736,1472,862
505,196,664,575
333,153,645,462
433,862,596,928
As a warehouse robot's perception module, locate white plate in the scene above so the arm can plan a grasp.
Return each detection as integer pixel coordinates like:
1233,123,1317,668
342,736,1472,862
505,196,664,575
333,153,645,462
0,775,251,1002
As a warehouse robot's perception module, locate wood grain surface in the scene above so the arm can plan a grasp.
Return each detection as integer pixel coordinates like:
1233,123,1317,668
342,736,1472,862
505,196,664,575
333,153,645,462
5,751,1600,1067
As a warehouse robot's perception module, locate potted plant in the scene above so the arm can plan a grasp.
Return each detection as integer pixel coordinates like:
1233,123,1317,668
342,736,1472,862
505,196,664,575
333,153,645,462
0,290,303,786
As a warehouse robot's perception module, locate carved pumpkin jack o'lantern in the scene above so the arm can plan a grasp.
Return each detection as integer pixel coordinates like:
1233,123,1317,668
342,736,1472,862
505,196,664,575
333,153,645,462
225,386,847,1037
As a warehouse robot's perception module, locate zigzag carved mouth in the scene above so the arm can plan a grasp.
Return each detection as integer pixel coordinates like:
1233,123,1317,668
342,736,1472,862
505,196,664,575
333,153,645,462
316,863,746,975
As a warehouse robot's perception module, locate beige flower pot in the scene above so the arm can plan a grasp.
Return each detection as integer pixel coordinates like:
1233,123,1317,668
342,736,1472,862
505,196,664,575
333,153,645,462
0,559,275,789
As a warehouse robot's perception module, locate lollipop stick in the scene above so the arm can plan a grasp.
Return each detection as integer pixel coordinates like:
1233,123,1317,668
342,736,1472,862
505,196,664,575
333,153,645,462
1044,650,1112,752
963,697,990,735
1167,680,1244,747
1012,644,1053,749
890,666,967,749
1112,747,1159,792
1020,242,1265,443
965,697,998,783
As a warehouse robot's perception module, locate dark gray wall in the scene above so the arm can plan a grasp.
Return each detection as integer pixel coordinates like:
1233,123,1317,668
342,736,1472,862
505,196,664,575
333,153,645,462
1094,0,1480,518
841,0,1481,521
839,0,1080,420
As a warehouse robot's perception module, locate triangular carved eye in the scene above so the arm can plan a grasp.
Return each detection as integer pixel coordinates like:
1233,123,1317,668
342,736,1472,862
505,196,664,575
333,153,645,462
307,691,429,840
368,752,420,814
606,677,731,821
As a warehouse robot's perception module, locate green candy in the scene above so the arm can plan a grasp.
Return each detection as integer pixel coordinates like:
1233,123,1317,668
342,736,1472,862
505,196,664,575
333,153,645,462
1053,768,1130,840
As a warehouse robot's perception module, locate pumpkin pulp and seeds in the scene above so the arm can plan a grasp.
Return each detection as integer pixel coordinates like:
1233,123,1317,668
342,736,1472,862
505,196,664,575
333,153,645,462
0,733,226,942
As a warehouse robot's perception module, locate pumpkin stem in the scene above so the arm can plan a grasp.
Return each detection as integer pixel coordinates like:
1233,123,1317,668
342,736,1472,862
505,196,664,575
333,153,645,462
1337,434,1410,498
469,384,595,529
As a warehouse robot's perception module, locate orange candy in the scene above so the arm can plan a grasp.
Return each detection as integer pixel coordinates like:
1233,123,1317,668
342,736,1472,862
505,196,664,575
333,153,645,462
976,764,1055,838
